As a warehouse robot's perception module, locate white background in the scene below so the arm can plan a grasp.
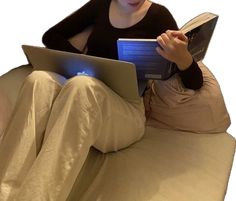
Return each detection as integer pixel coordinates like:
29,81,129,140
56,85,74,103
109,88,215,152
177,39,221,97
0,0,235,200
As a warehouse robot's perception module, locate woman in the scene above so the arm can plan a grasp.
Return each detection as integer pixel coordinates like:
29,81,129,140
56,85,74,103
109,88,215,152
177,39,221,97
0,0,203,200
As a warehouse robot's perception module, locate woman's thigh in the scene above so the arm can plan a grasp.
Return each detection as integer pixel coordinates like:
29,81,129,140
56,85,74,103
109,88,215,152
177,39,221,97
64,75,146,153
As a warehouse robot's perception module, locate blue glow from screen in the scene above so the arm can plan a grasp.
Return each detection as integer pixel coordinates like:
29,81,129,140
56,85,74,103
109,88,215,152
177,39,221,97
76,70,94,77
63,60,96,77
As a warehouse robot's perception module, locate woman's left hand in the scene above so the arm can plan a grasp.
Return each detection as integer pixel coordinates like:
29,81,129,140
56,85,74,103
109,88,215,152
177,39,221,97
156,30,193,71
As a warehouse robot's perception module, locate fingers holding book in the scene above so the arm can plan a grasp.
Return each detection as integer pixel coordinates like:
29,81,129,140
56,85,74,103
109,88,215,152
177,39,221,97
156,30,193,70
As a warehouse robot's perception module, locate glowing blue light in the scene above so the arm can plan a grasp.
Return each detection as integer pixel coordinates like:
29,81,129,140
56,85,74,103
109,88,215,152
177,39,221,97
77,71,89,76
76,69,95,77
62,59,96,77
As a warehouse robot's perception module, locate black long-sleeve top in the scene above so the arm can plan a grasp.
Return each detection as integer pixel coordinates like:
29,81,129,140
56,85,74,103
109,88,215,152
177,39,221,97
42,0,203,90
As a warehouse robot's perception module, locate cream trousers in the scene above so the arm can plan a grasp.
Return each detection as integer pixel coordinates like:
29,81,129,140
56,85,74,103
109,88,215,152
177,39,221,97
0,71,145,201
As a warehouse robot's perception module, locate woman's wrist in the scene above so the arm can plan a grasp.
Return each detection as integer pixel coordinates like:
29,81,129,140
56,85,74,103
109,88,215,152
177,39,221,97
176,52,193,71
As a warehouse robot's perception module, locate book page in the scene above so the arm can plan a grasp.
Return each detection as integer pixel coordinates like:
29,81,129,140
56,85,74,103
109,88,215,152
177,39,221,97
181,12,218,33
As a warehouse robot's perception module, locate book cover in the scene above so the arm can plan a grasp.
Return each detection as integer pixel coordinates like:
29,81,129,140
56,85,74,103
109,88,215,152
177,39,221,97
117,39,176,80
117,12,218,80
183,13,218,61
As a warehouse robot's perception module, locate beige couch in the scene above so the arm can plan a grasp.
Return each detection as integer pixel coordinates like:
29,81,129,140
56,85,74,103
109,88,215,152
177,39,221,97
0,61,235,201
0,25,236,201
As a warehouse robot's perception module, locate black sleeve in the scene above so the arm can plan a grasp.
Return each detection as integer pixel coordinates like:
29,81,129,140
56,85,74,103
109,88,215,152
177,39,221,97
156,6,203,90
178,60,203,90
42,0,99,53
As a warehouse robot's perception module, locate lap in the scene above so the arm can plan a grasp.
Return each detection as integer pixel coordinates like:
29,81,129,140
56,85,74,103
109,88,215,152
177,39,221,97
62,75,146,152
26,71,146,153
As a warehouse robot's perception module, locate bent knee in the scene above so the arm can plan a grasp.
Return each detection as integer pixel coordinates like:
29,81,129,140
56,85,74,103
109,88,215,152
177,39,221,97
65,75,107,92
25,71,66,86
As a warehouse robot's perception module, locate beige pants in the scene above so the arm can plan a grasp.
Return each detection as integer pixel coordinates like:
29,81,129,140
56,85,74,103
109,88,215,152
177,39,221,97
0,71,145,201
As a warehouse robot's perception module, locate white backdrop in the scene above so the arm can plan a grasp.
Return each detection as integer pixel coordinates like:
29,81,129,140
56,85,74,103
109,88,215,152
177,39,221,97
0,0,235,200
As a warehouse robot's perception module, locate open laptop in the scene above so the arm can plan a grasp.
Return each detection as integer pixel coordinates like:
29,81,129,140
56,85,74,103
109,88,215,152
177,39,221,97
22,45,144,102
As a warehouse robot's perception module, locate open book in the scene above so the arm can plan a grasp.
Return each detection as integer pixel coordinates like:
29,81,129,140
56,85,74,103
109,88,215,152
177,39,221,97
117,12,219,80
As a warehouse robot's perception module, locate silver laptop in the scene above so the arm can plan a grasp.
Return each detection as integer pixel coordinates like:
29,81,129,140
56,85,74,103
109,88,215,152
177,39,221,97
22,45,142,101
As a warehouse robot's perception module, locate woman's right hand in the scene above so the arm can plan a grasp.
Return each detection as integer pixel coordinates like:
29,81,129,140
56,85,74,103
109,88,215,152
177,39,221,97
156,30,193,71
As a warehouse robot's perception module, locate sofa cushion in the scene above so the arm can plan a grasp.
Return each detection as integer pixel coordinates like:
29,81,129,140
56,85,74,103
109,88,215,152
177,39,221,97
144,62,231,133
0,89,11,138
66,126,236,201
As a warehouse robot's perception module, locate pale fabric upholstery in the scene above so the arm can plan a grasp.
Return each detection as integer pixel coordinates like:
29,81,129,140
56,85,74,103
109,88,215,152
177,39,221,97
0,90,11,139
66,127,236,201
0,64,234,201
144,61,231,133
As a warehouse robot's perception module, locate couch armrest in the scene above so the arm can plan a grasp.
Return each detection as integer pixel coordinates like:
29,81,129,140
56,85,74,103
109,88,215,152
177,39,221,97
144,61,231,133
